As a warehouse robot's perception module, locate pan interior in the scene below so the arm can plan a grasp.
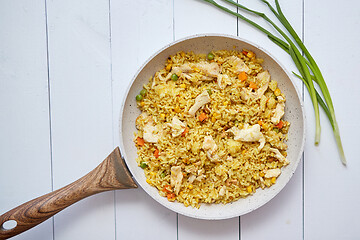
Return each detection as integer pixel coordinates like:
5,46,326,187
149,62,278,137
119,34,305,220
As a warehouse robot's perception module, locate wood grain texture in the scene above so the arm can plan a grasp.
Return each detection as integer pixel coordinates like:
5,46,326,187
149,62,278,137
0,148,137,240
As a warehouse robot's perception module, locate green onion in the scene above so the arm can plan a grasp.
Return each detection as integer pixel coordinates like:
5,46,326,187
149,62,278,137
200,0,346,165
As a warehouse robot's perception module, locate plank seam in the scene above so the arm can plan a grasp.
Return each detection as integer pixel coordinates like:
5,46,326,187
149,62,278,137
44,0,55,239
301,0,305,239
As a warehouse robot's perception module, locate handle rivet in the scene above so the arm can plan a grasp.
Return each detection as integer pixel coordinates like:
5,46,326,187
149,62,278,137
2,220,17,230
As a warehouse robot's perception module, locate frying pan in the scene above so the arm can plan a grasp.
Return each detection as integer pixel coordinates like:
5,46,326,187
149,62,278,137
0,34,305,239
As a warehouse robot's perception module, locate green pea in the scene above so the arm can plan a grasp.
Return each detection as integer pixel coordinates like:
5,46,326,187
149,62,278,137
160,172,166,178
140,89,147,96
207,52,215,60
273,128,279,133
206,89,212,95
171,73,178,81
136,94,143,101
140,161,148,169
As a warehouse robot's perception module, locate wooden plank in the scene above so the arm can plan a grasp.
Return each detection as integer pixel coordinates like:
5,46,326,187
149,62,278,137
45,0,115,239
304,0,360,238
0,0,53,239
238,1,304,239
174,0,238,39
110,1,178,239
174,0,240,239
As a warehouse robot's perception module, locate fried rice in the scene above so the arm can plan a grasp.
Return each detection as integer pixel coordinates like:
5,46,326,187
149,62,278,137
134,49,290,208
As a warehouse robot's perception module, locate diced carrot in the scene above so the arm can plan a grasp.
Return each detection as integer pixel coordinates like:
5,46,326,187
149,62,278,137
257,120,263,126
242,50,248,55
276,120,284,129
198,112,208,123
238,71,247,81
136,137,145,146
249,81,258,89
163,185,172,193
167,193,176,201
181,126,189,137
154,149,159,158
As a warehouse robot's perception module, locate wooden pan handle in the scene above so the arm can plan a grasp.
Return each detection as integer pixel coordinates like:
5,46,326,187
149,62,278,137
0,147,137,240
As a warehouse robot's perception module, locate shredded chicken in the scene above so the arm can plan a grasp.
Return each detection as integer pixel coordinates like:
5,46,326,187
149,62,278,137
225,56,250,73
264,168,281,178
217,73,232,89
170,166,183,194
202,136,218,153
202,136,220,162
226,124,266,150
135,112,149,130
166,62,220,81
269,148,289,165
219,185,226,197
188,174,196,184
271,96,285,124
188,90,210,116
194,61,221,78
240,71,271,100
169,116,186,137
143,121,163,143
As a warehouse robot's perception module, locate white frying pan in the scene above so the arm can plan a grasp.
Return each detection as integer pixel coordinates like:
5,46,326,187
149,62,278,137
0,34,305,239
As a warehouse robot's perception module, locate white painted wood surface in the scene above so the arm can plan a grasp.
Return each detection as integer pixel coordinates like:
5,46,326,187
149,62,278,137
1,0,359,239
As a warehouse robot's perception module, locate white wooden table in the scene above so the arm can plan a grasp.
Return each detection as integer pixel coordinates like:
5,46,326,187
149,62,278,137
1,0,359,239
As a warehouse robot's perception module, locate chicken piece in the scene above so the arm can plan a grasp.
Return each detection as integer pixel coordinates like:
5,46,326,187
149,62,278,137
194,61,221,78
196,174,206,182
271,98,285,124
226,124,266,150
264,168,281,178
184,165,197,174
269,148,289,165
202,136,218,154
170,166,183,195
143,121,162,143
169,116,186,137
169,62,220,81
135,112,149,130
188,174,196,184
225,56,250,73
203,136,220,162
188,90,210,116
260,95,268,112
217,74,232,89
219,185,226,197
240,71,271,100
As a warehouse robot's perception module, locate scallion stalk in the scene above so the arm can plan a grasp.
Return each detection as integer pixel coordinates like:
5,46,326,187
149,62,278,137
200,0,346,165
